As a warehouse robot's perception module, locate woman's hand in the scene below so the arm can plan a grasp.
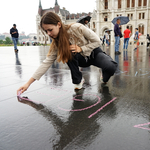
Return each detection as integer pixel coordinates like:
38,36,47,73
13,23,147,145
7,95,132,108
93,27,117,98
17,77,36,95
70,45,82,53
17,83,30,95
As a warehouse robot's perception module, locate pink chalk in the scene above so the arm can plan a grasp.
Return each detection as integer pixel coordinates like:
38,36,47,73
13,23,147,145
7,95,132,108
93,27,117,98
88,97,117,118
57,94,101,112
134,122,150,131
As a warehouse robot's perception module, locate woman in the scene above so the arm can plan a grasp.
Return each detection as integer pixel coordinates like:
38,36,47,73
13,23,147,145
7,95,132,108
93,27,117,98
17,12,117,94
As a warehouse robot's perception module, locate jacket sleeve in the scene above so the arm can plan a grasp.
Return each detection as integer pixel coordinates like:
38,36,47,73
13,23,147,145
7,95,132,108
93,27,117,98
17,29,19,37
114,25,119,36
10,28,12,34
78,25,100,56
32,50,57,80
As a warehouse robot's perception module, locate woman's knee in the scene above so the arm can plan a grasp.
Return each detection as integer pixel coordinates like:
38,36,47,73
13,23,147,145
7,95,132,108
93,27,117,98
104,61,117,75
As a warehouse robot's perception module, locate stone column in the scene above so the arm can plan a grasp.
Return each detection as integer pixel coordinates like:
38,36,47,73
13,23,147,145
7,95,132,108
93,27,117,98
134,0,138,30
142,0,144,7
122,0,126,33
96,0,100,37
111,0,115,45
146,0,149,36
130,0,132,8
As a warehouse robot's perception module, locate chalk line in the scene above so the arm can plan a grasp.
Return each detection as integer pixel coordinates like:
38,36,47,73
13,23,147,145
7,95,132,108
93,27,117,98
88,97,117,118
134,122,150,131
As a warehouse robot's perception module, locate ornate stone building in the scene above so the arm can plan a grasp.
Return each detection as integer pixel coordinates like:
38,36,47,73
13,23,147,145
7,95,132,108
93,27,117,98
96,0,150,45
36,0,92,44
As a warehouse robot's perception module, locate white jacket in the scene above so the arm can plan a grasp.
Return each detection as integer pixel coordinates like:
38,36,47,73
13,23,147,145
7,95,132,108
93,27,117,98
32,23,100,80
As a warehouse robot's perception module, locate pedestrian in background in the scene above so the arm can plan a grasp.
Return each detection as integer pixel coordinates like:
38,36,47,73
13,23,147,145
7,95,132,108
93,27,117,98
134,28,139,51
114,19,121,55
105,31,110,47
84,18,89,28
123,26,131,50
10,24,19,53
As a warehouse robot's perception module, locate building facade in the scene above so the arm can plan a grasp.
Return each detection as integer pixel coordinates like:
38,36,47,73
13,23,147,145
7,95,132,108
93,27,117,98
96,0,150,45
36,0,92,44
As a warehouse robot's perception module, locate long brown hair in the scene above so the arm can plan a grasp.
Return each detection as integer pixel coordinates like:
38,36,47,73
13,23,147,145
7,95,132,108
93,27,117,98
40,12,72,63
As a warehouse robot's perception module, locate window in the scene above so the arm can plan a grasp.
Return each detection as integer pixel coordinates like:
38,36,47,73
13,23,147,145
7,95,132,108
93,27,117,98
139,13,141,19
129,26,133,34
131,14,133,20
118,0,121,8
138,0,142,6
105,0,108,9
142,13,145,19
127,14,133,20
127,0,130,8
93,22,95,28
132,0,135,7
104,16,108,21
138,25,144,34
142,25,144,34
139,13,145,19
143,0,147,6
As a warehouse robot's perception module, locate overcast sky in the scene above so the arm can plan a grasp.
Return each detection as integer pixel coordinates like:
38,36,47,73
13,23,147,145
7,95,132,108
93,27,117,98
0,0,96,35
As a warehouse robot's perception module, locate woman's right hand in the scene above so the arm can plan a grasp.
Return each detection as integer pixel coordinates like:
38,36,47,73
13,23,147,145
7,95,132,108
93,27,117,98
17,83,30,95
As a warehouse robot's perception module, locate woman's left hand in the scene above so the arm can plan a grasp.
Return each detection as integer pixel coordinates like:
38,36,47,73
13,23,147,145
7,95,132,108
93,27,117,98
69,45,82,53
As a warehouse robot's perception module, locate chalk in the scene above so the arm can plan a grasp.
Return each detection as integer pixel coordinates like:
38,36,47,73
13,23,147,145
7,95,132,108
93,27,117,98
88,97,117,118
134,122,150,131
58,94,101,112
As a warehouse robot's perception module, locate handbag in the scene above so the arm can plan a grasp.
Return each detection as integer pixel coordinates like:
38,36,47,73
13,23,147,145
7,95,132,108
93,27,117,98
120,33,123,38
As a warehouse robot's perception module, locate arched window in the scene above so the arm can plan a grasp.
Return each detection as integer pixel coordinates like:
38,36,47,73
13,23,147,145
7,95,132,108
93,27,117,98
132,0,135,7
143,0,147,6
138,24,144,34
142,25,144,34
39,37,41,41
118,0,121,8
127,0,130,8
93,22,95,28
138,0,142,6
105,0,108,9
129,25,132,34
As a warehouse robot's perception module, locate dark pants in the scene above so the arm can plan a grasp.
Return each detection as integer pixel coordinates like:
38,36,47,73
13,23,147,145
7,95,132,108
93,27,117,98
67,47,118,84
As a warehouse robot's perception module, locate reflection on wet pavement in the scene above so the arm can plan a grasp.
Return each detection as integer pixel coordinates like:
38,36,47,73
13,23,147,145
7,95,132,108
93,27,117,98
0,45,150,150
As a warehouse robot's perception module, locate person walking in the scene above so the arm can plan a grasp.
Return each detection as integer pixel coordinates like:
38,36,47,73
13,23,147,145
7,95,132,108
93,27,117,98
10,24,19,52
123,26,131,50
114,19,121,55
134,28,139,51
83,18,89,28
17,12,118,94
105,31,110,47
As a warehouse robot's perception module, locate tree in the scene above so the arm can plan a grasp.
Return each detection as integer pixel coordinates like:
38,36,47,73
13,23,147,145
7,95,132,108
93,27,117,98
0,40,4,44
5,37,12,44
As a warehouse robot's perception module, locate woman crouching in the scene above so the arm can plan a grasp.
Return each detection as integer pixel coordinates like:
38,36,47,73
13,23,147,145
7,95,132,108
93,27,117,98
17,12,117,94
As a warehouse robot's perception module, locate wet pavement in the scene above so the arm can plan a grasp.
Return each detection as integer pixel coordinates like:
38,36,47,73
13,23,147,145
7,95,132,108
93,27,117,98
0,45,150,150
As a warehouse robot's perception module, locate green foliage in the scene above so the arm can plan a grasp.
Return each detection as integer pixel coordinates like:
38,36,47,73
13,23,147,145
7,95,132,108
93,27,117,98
0,40,4,44
5,37,12,44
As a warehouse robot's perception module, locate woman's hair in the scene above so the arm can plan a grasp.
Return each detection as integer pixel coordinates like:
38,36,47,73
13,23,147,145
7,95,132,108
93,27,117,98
40,12,72,63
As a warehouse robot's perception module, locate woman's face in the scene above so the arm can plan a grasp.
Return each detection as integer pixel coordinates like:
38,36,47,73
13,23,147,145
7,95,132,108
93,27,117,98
42,22,61,39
